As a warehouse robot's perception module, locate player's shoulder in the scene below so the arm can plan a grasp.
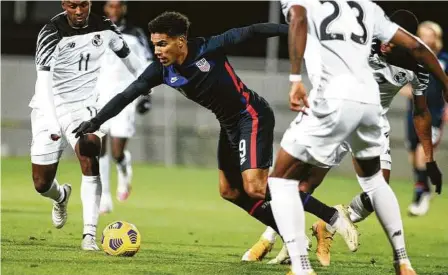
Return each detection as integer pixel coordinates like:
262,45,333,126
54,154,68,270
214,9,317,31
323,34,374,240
37,12,65,41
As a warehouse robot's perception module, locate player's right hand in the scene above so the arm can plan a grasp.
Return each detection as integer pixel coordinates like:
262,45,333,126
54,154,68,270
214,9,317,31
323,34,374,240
289,81,309,113
426,161,442,194
72,119,100,138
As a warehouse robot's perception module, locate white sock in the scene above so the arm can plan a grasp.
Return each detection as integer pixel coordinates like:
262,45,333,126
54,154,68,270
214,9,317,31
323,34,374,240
41,179,65,203
116,150,130,175
261,226,278,244
81,175,101,237
268,177,312,273
348,193,373,223
99,154,111,196
357,170,408,262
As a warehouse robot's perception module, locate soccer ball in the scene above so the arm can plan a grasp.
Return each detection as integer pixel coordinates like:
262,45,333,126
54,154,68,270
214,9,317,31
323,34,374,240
101,221,141,256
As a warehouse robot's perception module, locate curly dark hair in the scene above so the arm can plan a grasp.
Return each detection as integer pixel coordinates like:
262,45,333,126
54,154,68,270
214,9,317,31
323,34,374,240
148,11,190,37
390,10,419,34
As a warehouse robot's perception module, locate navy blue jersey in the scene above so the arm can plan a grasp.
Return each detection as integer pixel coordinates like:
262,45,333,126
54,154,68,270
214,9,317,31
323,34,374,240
426,51,448,111
407,51,448,115
94,23,288,127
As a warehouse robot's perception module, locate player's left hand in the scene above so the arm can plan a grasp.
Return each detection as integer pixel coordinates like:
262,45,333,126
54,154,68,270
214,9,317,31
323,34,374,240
289,81,309,113
72,119,100,138
136,95,152,115
426,161,442,194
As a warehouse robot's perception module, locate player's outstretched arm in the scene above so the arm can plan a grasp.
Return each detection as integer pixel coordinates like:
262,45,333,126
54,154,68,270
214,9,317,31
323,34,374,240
412,94,443,194
412,95,433,161
390,29,448,102
73,62,162,137
206,23,288,51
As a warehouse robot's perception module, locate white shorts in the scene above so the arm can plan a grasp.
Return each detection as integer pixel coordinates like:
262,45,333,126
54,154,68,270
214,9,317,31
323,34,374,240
100,103,136,138
281,98,384,168
30,106,104,165
97,84,136,139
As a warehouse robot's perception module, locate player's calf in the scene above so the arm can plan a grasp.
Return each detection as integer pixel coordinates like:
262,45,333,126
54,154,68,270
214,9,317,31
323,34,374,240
75,135,102,247
32,163,72,229
219,169,278,232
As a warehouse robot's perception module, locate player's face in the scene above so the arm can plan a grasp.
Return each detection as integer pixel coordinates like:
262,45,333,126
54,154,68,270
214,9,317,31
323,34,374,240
417,27,438,52
104,1,125,23
62,0,91,28
151,33,185,66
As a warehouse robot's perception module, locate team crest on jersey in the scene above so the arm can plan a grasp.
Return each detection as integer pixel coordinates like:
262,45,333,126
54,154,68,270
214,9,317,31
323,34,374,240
92,34,103,47
195,58,210,72
393,71,407,84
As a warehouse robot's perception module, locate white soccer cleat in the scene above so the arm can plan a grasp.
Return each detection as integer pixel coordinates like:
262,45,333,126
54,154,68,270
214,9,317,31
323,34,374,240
81,235,99,251
116,151,133,202
99,193,113,214
52,184,72,229
333,205,359,252
267,243,290,265
408,192,431,217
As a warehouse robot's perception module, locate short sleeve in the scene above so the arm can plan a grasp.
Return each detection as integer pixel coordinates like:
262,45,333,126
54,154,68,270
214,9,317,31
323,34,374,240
372,3,399,43
35,23,61,71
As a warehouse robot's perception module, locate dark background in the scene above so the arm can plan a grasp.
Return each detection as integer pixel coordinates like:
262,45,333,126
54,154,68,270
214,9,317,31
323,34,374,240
2,1,447,58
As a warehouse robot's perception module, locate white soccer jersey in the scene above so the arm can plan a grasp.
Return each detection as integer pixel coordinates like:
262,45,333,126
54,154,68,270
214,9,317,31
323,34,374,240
281,0,399,104
96,23,152,102
369,52,428,115
29,12,132,116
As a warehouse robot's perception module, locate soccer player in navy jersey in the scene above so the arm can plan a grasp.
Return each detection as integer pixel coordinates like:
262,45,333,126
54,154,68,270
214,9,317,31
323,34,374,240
74,12,358,240
73,11,285,231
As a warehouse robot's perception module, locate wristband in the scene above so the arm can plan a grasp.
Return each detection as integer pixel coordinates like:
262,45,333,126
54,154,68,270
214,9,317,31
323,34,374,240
289,74,302,82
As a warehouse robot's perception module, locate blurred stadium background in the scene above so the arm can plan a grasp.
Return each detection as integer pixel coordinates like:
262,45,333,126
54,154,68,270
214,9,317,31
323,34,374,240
1,1,447,178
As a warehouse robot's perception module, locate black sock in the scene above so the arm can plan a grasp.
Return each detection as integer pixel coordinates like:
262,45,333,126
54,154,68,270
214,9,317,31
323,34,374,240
413,168,429,190
232,194,279,233
299,192,338,225
360,192,374,212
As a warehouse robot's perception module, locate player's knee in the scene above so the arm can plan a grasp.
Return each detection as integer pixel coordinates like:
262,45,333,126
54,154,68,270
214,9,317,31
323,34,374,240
78,134,101,157
299,181,315,193
111,149,124,162
219,182,240,201
32,173,53,193
243,177,266,200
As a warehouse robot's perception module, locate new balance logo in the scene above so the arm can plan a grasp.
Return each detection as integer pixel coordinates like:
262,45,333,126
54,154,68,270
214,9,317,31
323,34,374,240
392,230,402,238
67,42,75,48
170,76,178,83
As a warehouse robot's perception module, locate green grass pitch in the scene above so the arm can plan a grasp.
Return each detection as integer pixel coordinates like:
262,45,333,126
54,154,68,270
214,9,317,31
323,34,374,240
1,157,447,275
